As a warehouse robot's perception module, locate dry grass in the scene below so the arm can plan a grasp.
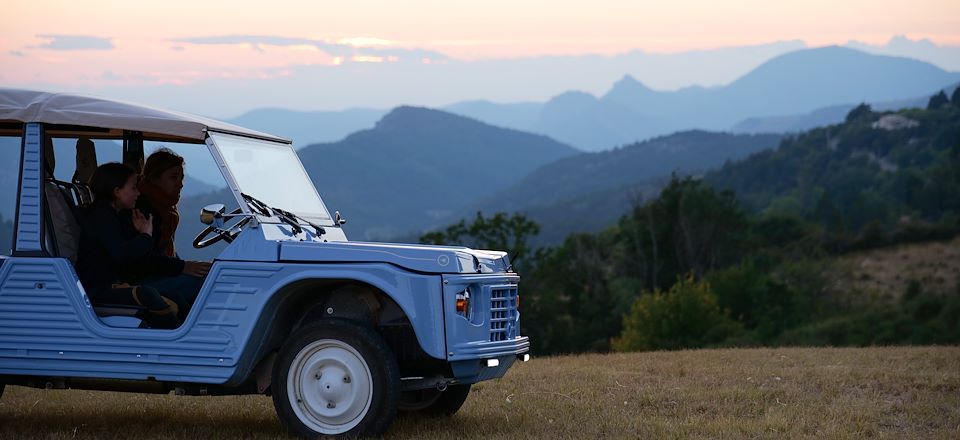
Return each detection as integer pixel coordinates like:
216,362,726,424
828,236,960,305
2,346,959,439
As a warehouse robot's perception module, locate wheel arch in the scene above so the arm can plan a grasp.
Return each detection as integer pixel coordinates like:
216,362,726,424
227,271,445,388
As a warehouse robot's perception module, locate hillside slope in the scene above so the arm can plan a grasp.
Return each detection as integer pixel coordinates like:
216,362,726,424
731,83,960,134
456,130,781,245
828,236,960,304
705,103,960,233
296,106,579,240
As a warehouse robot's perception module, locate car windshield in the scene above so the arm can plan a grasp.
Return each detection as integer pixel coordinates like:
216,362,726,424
209,132,332,223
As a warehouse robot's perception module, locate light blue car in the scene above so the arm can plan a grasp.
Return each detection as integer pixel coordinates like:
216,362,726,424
0,89,529,438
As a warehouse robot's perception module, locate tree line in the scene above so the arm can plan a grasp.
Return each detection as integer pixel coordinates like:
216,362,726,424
423,92,960,354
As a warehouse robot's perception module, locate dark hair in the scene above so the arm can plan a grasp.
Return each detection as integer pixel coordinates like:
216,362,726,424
89,162,136,204
143,148,184,180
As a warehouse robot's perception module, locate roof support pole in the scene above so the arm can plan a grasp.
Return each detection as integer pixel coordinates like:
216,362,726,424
13,122,45,254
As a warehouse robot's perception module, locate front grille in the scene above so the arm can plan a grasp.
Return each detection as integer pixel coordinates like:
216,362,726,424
489,286,518,342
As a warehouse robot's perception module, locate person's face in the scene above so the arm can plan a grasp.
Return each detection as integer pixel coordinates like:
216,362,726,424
150,165,184,199
113,175,139,210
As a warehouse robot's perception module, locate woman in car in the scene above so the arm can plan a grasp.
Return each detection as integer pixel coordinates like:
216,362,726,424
134,148,211,318
76,162,187,329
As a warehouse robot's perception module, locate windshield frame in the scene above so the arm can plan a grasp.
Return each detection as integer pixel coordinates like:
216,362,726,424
206,131,333,225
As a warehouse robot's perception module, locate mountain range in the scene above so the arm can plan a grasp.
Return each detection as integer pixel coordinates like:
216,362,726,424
172,111,785,254
223,46,960,152
3,43,959,260
453,47,960,150
295,107,579,240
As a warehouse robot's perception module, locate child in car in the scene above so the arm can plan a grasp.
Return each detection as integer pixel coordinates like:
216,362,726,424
76,162,187,328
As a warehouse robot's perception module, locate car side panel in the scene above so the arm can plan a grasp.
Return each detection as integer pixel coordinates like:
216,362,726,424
0,257,445,384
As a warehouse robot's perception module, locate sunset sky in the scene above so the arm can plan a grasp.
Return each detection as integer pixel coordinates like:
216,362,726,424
2,0,958,116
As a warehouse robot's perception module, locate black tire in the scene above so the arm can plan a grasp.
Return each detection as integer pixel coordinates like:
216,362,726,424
272,319,400,438
0,383,4,400
398,384,471,417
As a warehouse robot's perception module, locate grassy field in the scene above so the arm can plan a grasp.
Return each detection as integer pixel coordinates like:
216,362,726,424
1,346,958,439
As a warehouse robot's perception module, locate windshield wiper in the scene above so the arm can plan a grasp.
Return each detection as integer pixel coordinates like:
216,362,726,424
273,206,327,236
241,193,325,236
240,192,301,234
241,193,272,216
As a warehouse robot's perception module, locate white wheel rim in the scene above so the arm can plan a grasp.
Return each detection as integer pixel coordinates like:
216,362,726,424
288,339,374,434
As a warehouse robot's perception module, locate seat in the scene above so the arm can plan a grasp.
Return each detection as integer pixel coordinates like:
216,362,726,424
91,304,147,328
43,137,82,263
43,137,100,263
72,137,97,204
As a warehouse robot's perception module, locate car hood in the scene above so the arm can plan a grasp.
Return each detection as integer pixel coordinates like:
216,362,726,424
279,241,512,274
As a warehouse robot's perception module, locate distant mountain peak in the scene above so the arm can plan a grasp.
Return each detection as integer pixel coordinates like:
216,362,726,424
373,105,470,131
615,74,645,87
605,74,655,100
730,45,954,92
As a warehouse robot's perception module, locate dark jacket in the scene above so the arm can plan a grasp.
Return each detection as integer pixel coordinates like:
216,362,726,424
76,202,185,291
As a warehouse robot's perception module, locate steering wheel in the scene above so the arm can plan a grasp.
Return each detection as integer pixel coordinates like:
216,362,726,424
192,207,252,248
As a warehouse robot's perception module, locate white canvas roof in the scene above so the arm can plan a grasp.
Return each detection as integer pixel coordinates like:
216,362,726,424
0,88,290,144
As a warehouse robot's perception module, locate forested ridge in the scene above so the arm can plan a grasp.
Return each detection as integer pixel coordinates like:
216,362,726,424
426,90,960,354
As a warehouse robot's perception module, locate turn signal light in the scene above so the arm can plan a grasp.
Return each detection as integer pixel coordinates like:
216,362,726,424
455,288,470,314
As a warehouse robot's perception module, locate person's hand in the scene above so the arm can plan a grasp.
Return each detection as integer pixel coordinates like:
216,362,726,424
132,209,153,236
183,260,212,277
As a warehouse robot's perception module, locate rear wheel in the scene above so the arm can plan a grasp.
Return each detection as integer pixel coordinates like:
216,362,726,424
398,384,471,416
272,320,400,438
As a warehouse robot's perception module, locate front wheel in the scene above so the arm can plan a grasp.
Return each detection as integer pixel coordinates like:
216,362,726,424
272,320,400,438
398,384,471,416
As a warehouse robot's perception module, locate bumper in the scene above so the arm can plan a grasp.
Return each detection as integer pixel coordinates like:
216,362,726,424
450,352,530,384
449,335,530,361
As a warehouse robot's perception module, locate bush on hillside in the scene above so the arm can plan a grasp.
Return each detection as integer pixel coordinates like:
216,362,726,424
613,275,739,352
707,262,814,343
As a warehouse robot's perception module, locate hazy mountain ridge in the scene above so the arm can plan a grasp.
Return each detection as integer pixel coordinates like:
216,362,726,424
293,106,580,240
211,46,959,152
454,47,960,150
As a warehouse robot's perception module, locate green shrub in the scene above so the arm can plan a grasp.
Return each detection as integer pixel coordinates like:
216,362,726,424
707,262,814,343
612,275,739,352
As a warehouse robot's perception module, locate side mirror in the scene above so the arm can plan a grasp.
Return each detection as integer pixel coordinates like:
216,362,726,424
200,204,226,226
335,210,347,226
